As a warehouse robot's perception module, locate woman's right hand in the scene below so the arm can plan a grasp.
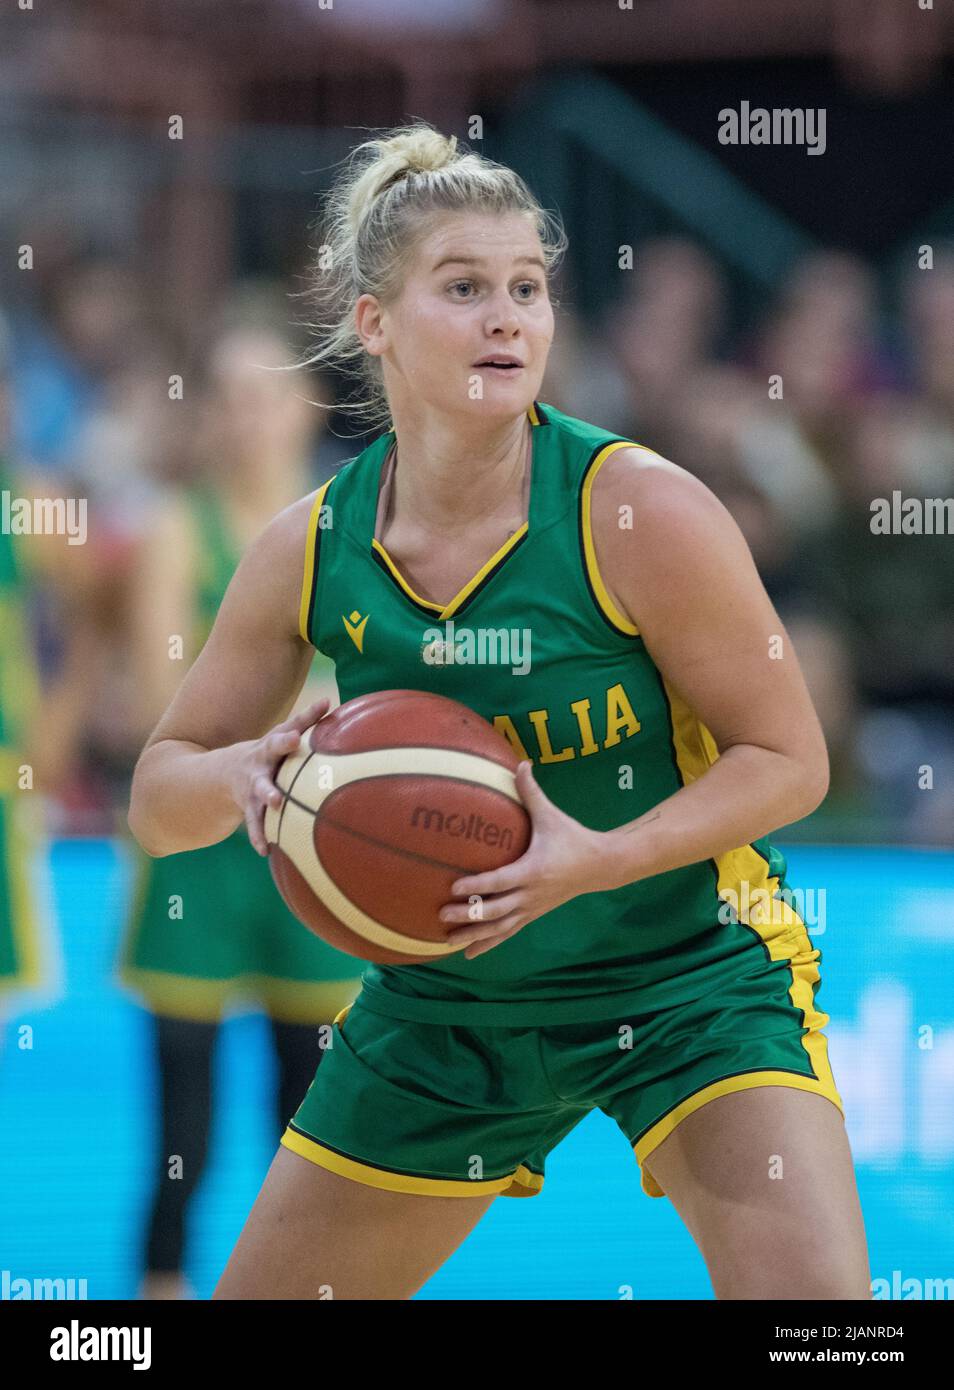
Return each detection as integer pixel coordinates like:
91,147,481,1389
228,699,332,855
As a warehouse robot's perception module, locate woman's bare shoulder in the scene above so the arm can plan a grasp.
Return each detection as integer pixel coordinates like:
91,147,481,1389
591,443,740,559
588,443,755,631
232,490,323,638
592,444,724,520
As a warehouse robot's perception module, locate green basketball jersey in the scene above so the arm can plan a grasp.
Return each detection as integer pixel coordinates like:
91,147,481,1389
298,401,813,1026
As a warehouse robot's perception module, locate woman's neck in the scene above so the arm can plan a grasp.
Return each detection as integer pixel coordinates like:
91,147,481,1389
383,411,532,537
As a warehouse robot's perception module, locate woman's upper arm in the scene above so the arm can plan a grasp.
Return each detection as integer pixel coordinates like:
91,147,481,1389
140,492,319,756
589,449,827,772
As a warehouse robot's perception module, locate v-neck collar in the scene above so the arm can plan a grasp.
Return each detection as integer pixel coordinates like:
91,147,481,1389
369,403,546,622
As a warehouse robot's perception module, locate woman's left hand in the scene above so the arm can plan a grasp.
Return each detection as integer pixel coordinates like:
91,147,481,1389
440,761,618,959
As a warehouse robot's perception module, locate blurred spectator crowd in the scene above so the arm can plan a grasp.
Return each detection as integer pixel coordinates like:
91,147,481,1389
1,231,953,845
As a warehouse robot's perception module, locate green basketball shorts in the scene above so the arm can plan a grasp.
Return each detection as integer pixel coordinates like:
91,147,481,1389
280,948,844,1200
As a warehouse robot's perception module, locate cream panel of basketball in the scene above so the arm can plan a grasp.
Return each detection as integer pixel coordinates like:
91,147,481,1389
288,744,523,812
263,741,312,844
267,733,524,957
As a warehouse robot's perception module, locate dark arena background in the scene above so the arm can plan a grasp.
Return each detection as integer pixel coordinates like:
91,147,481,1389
1,0,953,1319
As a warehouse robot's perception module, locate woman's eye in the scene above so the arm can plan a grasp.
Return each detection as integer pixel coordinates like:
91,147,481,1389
447,278,541,299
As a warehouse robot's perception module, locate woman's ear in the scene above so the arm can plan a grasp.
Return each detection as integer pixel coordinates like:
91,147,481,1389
355,293,387,357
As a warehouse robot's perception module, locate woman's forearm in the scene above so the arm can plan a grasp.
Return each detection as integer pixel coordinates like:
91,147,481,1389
127,739,249,857
595,743,828,893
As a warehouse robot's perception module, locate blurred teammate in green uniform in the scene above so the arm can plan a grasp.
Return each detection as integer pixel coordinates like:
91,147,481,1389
117,322,361,1299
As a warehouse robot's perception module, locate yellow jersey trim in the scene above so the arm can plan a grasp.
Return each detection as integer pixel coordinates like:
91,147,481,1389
635,1070,845,1198
663,679,813,936
368,403,542,621
440,522,530,620
298,477,336,644
370,538,444,613
372,523,530,622
280,1125,544,1198
579,441,642,637
661,678,840,1094
312,1002,545,1198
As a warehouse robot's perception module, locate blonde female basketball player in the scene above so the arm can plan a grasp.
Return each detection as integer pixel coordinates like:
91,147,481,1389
128,124,870,1301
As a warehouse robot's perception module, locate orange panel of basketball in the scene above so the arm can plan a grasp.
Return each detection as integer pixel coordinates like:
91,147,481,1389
264,689,531,964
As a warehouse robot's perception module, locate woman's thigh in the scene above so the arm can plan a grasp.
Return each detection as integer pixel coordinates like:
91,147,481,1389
212,1145,496,1300
642,1087,871,1300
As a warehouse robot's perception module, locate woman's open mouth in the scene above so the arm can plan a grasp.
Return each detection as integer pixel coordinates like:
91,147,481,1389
473,357,525,375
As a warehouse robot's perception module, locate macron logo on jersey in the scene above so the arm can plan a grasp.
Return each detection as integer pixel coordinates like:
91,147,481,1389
342,610,369,652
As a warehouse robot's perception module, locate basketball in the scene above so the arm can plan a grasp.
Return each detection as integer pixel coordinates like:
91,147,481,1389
264,689,532,964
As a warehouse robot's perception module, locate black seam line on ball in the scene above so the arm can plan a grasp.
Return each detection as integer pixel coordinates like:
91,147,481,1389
281,795,513,875
277,749,315,842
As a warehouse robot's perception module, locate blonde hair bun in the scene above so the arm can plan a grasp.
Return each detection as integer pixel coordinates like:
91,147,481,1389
347,127,460,230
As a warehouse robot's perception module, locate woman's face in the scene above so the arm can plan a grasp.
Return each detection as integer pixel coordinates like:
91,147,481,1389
358,210,554,423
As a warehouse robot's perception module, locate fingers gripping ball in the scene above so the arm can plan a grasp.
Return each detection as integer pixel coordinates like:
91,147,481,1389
264,689,531,964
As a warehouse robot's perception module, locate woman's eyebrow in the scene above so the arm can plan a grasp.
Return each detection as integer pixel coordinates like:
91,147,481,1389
431,254,546,272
